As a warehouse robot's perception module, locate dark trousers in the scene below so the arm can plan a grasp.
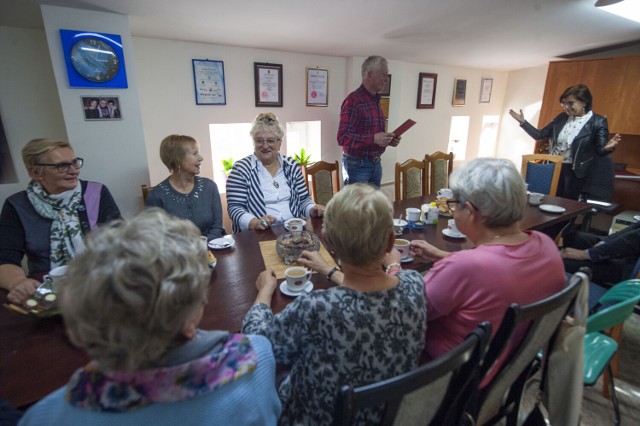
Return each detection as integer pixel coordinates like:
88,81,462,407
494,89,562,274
558,163,586,200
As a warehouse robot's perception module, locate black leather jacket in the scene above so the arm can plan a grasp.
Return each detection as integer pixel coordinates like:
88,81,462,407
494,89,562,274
521,112,609,179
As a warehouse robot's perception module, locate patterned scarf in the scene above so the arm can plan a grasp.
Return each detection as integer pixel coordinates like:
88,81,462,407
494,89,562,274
66,334,258,412
26,181,85,268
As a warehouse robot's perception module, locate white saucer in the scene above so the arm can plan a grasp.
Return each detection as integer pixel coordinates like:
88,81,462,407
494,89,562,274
401,255,414,263
284,218,307,231
279,281,313,297
529,200,542,206
208,237,235,250
539,204,566,214
634,215,640,222
442,228,465,239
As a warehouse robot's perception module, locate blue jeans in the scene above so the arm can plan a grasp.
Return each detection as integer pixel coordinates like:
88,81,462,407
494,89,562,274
342,154,382,187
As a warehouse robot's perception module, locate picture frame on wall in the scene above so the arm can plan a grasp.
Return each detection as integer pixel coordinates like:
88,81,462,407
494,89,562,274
452,78,467,106
192,59,226,105
306,67,328,107
254,62,283,107
480,77,493,103
379,74,392,97
81,96,122,120
417,72,437,109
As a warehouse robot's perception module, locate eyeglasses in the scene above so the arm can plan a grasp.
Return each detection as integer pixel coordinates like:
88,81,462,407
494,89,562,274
254,138,279,146
446,199,479,213
35,157,84,173
560,100,577,107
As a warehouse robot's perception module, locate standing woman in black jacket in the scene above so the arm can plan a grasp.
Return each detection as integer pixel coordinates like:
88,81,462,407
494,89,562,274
509,84,620,200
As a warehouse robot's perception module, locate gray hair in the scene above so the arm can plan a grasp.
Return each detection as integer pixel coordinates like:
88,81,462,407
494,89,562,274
323,183,393,266
450,157,526,228
361,56,387,78
59,208,211,371
250,112,284,141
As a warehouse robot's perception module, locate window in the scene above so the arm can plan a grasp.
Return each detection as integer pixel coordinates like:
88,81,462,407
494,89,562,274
477,115,499,157
447,116,470,161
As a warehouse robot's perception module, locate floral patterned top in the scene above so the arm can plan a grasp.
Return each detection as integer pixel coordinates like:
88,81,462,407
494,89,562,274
242,270,427,425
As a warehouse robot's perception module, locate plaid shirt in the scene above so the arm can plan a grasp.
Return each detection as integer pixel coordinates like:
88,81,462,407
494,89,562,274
337,84,386,159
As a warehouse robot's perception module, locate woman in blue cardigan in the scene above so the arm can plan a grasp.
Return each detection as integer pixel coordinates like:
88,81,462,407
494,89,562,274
226,113,324,233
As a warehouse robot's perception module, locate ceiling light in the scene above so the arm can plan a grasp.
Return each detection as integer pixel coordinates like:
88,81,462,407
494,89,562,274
596,0,640,24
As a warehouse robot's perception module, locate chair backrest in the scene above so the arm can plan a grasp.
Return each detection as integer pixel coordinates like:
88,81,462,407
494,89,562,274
425,151,454,195
141,184,152,202
474,271,586,426
333,323,491,426
394,158,427,201
521,154,563,196
302,160,340,206
587,279,640,334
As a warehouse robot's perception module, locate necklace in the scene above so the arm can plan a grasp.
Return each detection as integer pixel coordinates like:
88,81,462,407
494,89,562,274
273,181,279,189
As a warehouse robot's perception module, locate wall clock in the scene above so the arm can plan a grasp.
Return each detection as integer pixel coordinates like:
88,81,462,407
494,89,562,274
60,29,128,88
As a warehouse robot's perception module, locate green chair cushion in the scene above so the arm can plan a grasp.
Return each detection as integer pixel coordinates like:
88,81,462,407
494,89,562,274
583,332,618,385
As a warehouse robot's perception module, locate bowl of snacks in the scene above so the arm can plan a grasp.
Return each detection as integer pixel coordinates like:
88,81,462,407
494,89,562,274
276,231,321,265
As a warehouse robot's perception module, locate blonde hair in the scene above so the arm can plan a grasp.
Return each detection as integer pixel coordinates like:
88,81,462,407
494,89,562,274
21,138,72,170
323,183,393,266
159,134,197,172
59,208,211,371
249,112,284,141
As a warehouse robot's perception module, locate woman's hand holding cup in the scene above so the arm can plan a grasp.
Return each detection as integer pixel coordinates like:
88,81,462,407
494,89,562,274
410,240,449,263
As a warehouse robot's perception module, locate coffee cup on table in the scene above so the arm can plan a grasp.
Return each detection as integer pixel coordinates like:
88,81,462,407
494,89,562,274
447,219,461,236
393,238,411,259
405,207,421,222
529,192,544,205
437,188,453,199
43,265,68,293
284,266,311,292
288,218,304,233
393,219,407,236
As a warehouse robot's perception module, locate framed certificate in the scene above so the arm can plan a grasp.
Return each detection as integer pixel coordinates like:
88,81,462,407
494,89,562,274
254,62,283,107
417,73,437,109
480,77,493,103
306,67,328,107
192,59,226,105
453,78,467,107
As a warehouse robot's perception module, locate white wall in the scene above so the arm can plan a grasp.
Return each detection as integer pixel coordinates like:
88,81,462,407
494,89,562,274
0,5,549,214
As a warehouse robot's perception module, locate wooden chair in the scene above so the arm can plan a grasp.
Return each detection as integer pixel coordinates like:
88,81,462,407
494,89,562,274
521,154,563,196
302,160,340,206
141,184,152,202
471,270,586,426
333,323,491,426
425,151,454,195
394,159,427,201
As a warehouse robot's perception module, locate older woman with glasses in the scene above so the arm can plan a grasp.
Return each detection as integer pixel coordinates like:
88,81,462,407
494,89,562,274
226,113,324,233
509,84,620,200
409,158,566,363
0,138,121,305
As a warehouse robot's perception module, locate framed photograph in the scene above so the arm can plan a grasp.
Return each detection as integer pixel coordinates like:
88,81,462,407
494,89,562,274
417,72,438,109
306,67,328,107
254,62,283,107
81,96,122,121
192,59,226,105
480,77,493,103
380,74,392,97
453,78,467,106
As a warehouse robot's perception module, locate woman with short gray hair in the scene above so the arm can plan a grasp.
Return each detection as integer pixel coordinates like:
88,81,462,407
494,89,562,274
243,183,426,424
410,157,566,364
19,209,281,425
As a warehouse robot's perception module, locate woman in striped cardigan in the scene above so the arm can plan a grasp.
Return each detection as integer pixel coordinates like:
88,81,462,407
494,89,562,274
226,113,324,233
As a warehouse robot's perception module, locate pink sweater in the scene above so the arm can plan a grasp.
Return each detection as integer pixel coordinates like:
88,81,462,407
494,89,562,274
423,231,565,361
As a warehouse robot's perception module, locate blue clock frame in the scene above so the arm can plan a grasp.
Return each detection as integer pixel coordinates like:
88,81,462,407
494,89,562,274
60,29,128,88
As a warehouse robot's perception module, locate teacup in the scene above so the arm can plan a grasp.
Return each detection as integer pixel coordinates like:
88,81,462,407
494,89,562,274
44,265,68,292
393,219,407,236
437,188,453,199
529,192,544,205
405,207,421,222
285,267,311,292
288,218,304,233
447,219,461,236
394,238,411,259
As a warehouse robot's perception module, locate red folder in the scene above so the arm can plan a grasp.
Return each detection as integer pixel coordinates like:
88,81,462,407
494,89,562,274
391,119,416,137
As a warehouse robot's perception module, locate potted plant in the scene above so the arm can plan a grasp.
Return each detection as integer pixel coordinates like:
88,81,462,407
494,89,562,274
292,148,311,167
222,157,234,176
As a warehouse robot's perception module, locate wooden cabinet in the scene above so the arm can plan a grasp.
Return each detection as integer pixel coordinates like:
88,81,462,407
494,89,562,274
538,55,640,135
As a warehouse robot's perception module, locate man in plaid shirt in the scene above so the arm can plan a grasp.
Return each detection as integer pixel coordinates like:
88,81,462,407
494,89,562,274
337,56,399,187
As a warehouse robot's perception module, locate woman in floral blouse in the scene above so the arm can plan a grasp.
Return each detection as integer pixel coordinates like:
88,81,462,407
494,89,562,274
242,183,426,425
20,209,281,425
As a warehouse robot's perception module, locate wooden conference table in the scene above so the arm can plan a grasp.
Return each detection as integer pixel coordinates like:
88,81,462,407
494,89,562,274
0,194,590,408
